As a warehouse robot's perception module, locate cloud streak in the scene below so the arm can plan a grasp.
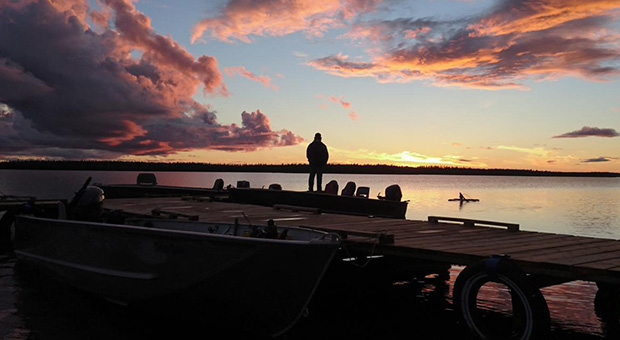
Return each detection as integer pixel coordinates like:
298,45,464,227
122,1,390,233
497,145,551,156
224,66,279,90
0,0,302,159
328,95,352,109
553,126,619,138
336,149,487,167
309,0,620,89
191,0,381,43
319,94,358,120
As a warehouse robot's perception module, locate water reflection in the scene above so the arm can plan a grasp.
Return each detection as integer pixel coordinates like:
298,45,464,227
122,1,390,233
1,171,620,338
8,258,257,340
2,253,620,339
1,171,618,238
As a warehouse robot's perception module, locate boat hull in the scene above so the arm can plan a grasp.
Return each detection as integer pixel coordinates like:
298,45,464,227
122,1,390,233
229,188,408,219
96,184,227,199
13,216,339,336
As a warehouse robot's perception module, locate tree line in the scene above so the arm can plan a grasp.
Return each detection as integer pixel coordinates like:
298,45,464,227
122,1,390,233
1,160,618,177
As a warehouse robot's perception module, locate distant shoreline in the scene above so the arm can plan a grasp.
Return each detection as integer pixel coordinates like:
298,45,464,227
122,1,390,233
1,160,618,177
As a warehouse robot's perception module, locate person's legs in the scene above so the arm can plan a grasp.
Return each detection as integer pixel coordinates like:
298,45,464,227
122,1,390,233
316,166,324,191
308,165,317,191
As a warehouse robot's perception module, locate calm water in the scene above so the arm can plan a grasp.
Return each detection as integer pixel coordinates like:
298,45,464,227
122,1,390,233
1,169,620,339
2,170,619,238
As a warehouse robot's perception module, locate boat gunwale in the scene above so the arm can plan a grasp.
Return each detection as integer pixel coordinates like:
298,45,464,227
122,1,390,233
229,187,409,204
15,215,340,247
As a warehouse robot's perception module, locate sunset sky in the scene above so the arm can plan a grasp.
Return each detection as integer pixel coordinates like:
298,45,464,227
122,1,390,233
1,0,619,171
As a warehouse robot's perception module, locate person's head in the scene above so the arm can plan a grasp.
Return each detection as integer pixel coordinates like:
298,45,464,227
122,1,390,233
314,132,322,141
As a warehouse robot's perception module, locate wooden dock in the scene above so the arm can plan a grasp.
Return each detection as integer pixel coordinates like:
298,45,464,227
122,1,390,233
104,196,620,340
105,196,620,285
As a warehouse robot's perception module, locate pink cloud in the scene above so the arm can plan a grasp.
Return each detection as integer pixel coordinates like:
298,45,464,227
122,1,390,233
0,0,302,158
348,111,358,120
553,126,619,138
309,0,620,89
328,95,352,108
224,66,278,90
191,0,381,43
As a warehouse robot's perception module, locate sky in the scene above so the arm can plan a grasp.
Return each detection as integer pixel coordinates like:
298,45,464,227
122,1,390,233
1,0,619,172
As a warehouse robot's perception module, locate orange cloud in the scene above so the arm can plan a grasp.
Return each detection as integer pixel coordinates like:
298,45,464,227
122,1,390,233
191,0,381,43
337,149,487,167
309,0,620,89
99,120,147,146
467,0,620,37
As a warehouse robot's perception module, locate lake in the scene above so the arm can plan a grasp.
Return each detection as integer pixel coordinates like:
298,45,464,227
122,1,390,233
2,170,619,238
1,170,620,339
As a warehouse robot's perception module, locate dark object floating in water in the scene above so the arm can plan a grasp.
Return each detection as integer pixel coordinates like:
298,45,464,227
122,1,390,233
448,198,480,202
449,193,479,202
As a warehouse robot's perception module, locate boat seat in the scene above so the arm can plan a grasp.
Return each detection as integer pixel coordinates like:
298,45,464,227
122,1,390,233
356,186,370,198
213,178,224,190
268,183,282,190
341,182,356,196
324,180,338,194
384,184,402,201
137,173,157,186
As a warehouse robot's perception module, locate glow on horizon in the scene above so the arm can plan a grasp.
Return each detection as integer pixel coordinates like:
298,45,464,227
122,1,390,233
0,0,619,172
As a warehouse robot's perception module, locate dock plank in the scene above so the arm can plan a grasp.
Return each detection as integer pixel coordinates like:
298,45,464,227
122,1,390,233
104,197,620,284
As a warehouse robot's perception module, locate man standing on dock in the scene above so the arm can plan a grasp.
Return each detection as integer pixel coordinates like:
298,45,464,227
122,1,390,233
306,132,329,192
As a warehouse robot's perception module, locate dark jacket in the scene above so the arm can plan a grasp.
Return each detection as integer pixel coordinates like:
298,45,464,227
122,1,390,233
306,140,329,166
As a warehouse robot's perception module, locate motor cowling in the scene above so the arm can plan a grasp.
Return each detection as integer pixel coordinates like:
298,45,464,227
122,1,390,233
74,186,105,221
384,184,402,201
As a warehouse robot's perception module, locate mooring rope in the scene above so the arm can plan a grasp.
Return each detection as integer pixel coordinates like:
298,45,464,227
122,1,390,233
340,233,383,268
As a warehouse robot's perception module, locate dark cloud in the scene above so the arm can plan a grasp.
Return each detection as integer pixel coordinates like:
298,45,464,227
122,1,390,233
0,0,301,159
553,126,619,138
582,157,612,163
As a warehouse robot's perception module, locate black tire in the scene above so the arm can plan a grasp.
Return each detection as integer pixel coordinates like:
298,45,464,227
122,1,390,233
453,257,550,340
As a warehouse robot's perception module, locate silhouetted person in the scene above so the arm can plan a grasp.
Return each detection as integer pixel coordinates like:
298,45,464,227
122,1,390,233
306,132,329,191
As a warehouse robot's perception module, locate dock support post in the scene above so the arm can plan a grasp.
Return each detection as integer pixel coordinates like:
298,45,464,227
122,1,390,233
595,283,620,325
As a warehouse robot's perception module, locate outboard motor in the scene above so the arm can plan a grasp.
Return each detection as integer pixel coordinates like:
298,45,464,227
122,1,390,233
341,182,356,196
384,184,402,201
268,183,282,190
237,180,250,188
324,180,339,194
74,186,105,221
213,178,224,190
